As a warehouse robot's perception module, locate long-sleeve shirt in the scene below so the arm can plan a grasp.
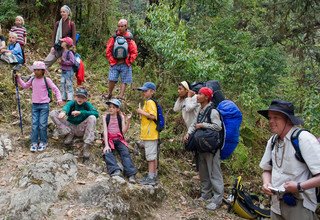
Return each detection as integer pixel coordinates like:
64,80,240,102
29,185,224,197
188,102,222,134
51,18,76,46
173,95,199,128
10,25,27,46
16,76,62,103
62,100,99,125
8,43,24,64
60,50,75,71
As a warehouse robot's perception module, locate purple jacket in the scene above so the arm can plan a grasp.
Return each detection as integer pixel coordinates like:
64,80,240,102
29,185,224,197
60,50,75,71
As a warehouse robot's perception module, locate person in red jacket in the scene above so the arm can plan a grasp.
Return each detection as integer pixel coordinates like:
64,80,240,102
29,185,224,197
105,19,138,100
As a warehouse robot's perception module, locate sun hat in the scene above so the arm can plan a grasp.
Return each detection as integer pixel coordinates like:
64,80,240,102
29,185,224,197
180,81,190,90
60,37,73,46
198,87,213,98
137,82,156,91
106,98,121,108
75,87,88,98
29,61,47,72
257,99,303,125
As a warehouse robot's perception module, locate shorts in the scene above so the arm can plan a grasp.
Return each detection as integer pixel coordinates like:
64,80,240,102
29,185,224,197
142,140,158,161
108,63,132,84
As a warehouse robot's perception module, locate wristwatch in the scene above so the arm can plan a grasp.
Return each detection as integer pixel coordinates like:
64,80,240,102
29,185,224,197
297,182,304,192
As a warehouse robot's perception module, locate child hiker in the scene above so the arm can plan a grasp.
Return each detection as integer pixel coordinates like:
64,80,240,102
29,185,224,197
102,98,137,183
0,32,24,64
136,82,159,186
15,61,62,152
59,37,75,102
10,16,27,47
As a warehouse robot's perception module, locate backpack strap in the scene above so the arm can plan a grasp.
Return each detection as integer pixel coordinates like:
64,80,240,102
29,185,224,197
197,104,213,123
291,128,306,163
269,134,278,166
150,98,158,123
43,76,49,91
106,113,123,135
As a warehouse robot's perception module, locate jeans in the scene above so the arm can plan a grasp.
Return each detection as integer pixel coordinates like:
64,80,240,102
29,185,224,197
31,103,49,145
60,70,74,101
104,140,137,177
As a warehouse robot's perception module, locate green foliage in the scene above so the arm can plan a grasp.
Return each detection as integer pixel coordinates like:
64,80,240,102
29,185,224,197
0,0,18,26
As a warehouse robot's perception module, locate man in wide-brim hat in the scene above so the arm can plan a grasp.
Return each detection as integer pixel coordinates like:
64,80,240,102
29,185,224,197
258,99,320,220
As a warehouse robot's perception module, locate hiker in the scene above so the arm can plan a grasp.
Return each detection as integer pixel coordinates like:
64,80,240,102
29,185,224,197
59,37,75,103
44,5,76,68
104,18,138,100
10,16,27,47
259,100,320,220
15,61,62,152
136,82,159,185
184,87,224,211
50,87,99,160
102,98,137,183
0,32,24,64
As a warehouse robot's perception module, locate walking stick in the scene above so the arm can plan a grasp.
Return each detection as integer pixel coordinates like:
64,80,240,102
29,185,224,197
12,65,23,134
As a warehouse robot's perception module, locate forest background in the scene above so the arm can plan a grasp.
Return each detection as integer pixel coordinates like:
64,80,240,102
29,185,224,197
0,0,320,179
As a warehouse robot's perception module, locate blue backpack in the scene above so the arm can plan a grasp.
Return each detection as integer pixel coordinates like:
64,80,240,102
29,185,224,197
217,100,243,160
151,98,165,132
67,51,81,73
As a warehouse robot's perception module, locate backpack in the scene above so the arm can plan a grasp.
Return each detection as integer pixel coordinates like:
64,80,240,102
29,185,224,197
66,50,81,73
270,128,320,202
106,113,123,135
31,77,53,102
217,100,242,160
228,176,270,219
150,98,165,132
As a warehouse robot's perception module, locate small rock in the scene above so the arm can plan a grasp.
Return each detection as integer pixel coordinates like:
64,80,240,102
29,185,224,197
77,181,86,185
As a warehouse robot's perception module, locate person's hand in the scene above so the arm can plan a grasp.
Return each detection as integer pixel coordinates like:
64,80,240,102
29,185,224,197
262,182,273,196
71,111,81,116
124,112,132,121
195,123,203,129
103,145,111,154
57,101,64,106
184,134,189,142
50,47,55,53
58,111,66,119
136,108,144,115
284,181,299,193
188,90,196,97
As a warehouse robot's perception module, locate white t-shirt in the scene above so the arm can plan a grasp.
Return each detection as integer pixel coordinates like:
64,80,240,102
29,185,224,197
260,127,320,214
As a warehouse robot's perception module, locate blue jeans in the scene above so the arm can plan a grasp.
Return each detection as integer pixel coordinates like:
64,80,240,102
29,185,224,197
31,103,49,144
104,140,137,177
60,70,74,101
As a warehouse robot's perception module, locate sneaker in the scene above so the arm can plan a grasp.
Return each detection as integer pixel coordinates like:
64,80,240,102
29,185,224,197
64,133,74,145
30,143,38,152
38,143,47,152
206,202,221,211
111,170,121,177
139,176,156,186
128,176,136,184
82,143,90,159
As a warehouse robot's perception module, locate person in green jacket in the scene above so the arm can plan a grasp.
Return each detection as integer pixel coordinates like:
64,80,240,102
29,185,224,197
50,87,99,160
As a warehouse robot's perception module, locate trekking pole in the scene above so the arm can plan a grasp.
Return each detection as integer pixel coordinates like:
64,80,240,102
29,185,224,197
12,65,23,134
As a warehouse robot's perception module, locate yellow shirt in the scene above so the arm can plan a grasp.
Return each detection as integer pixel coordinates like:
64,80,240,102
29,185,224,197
140,99,159,140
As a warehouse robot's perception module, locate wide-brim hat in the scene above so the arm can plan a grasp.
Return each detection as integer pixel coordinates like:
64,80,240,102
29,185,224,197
28,61,47,73
106,98,121,108
257,99,303,125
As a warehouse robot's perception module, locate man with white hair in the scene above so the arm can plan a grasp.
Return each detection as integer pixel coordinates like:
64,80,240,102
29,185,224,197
105,19,138,100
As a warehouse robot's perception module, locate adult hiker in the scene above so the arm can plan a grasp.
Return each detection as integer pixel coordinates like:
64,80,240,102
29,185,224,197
104,18,138,100
184,87,224,211
44,5,76,68
258,100,320,220
50,87,99,160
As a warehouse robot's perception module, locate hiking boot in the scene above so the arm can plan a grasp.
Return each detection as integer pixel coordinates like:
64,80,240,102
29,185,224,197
206,202,221,211
30,143,38,152
111,170,121,177
82,143,90,160
64,133,74,145
139,176,156,186
128,175,136,184
37,143,47,152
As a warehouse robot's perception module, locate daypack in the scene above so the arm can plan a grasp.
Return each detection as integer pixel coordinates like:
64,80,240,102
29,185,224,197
217,100,242,160
31,77,52,102
67,50,81,73
113,36,129,59
150,98,165,132
228,176,270,219
190,80,225,108
106,113,123,135
270,128,320,202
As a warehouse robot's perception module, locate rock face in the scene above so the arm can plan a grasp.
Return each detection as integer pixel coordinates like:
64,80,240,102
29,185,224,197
0,148,166,219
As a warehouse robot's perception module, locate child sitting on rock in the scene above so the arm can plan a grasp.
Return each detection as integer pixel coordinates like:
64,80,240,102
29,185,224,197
102,98,137,183
0,32,24,64
15,61,62,152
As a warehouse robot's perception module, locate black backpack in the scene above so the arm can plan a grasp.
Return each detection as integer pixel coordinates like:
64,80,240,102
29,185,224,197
106,113,123,135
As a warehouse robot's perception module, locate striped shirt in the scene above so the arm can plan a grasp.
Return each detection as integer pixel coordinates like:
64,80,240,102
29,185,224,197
10,25,27,46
